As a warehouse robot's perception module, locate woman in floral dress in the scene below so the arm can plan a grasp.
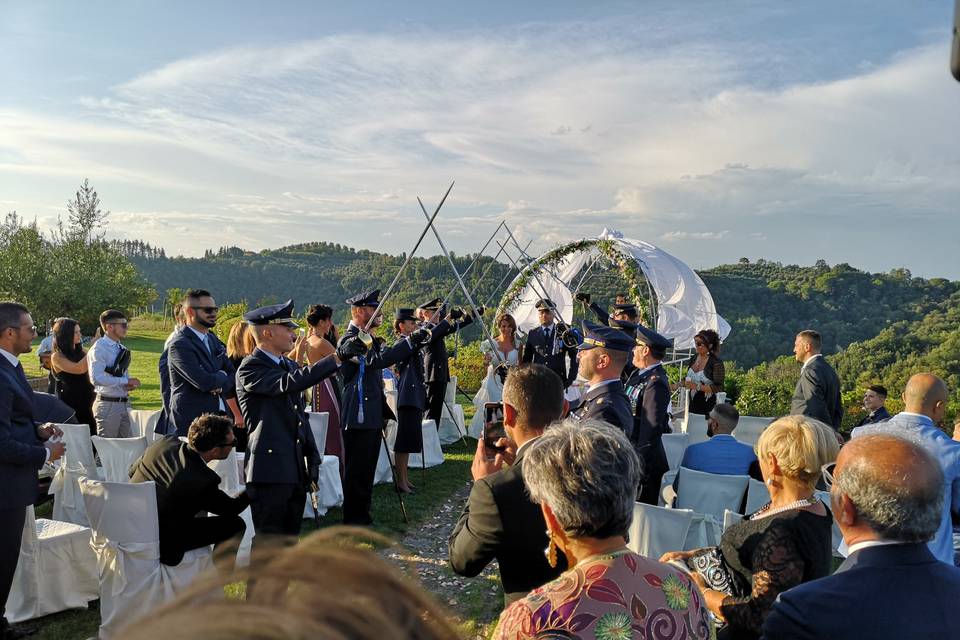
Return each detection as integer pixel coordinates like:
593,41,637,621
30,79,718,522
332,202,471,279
495,419,713,640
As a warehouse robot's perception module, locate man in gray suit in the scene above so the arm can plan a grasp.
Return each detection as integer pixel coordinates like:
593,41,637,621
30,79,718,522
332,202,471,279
790,329,842,430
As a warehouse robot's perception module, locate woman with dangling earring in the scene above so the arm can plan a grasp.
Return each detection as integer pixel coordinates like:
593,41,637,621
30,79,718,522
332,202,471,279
659,415,840,639
495,419,713,640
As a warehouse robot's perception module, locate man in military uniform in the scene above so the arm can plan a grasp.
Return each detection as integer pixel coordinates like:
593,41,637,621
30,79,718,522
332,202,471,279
236,300,365,542
575,293,640,327
340,290,432,525
415,297,475,425
571,321,634,435
520,299,578,389
623,322,673,505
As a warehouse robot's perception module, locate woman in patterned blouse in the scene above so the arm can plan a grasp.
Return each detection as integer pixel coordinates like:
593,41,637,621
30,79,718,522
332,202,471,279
494,419,713,640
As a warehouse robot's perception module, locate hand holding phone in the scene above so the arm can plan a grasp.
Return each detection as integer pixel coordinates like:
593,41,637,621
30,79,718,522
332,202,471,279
483,402,506,455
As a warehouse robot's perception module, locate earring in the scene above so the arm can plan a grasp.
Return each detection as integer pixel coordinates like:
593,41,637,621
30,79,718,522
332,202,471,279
765,478,773,486
544,530,558,569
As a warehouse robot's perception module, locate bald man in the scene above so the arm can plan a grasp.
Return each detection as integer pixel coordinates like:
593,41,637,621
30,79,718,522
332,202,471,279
852,373,960,564
763,434,960,639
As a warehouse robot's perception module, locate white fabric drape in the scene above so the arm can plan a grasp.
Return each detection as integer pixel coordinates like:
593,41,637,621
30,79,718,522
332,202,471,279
50,423,102,525
675,467,750,522
91,436,147,483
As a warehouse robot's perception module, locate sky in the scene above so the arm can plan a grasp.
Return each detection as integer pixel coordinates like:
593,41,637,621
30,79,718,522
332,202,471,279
2,1,959,278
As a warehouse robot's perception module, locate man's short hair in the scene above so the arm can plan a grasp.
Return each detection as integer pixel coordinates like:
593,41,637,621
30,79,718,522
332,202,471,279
502,364,564,430
99,309,126,327
188,414,234,452
867,384,888,398
710,403,739,431
182,289,212,304
0,301,29,333
797,329,822,351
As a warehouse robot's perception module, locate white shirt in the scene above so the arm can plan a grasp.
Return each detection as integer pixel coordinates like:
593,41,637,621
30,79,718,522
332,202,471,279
0,347,19,367
586,378,620,393
87,335,129,398
801,353,823,372
844,539,904,557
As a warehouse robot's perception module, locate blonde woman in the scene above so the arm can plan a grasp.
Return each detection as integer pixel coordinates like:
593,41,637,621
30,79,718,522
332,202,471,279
660,415,841,639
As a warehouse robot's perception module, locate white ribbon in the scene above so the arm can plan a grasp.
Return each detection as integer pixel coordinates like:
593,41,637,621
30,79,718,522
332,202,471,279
89,533,161,597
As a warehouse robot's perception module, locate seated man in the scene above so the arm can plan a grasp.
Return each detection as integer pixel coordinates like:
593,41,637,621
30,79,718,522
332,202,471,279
679,403,757,475
762,433,960,639
129,414,248,566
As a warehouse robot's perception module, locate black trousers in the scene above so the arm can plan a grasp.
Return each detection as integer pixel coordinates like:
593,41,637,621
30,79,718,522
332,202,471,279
425,380,446,424
248,483,306,540
342,427,382,525
160,514,246,566
0,505,27,621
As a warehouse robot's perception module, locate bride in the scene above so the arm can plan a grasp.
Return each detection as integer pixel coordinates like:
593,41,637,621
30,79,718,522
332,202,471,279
470,313,521,438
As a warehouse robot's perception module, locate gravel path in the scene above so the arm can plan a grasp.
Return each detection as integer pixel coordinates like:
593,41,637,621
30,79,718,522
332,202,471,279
382,479,503,639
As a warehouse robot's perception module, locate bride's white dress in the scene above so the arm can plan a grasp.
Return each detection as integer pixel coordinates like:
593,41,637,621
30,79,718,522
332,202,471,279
469,342,520,439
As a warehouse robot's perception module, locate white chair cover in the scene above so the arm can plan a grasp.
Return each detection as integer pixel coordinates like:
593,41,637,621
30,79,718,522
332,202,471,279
374,431,395,485
628,503,695,560
208,451,254,566
674,388,690,433
78,477,213,639
438,377,466,444
382,378,399,419
662,433,689,471
814,490,845,556
675,467,750,522
128,409,162,442
684,413,710,446
659,469,679,507
723,509,745,531
304,456,344,518
235,507,255,568
408,420,445,468
7,507,98,623
50,423,102,526
734,416,774,448
306,412,329,455
91,436,147,483
689,512,723,547
745,478,771,514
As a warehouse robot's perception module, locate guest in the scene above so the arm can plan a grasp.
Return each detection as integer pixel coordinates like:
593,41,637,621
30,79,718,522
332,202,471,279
156,304,186,437
494,420,712,639
570,321,634,434
660,415,840,639
129,414,248,566
167,289,237,437
624,323,673,505
470,313,520,437
852,384,891,427
852,373,960,564
449,364,568,604
87,309,140,437
224,320,255,451
49,317,97,434
762,433,960,639
679,403,758,476
682,329,725,415
119,527,463,640
237,301,361,541
304,304,343,464
37,321,60,395
519,299,578,390
0,302,65,640
790,329,842,430
392,308,428,494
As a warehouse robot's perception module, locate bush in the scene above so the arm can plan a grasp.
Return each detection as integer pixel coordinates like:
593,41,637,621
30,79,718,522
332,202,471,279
448,339,487,394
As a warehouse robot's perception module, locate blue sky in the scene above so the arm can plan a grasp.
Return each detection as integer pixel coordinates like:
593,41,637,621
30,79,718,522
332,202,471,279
2,1,958,277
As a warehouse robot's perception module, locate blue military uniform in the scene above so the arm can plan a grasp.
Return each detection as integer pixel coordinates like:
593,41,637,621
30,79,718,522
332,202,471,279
622,322,673,505
339,290,418,525
417,297,474,423
236,300,342,539
571,322,635,436
520,298,578,388
393,308,427,456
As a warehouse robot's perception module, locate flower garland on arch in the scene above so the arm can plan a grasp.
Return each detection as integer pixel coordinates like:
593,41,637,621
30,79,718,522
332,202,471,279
494,238,650,324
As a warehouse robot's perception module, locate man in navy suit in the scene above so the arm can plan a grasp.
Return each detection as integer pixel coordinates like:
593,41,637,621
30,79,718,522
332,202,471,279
0,302,65,639
762,433,960,640
519,299,578,389
167,289,236,437
236,300,366,541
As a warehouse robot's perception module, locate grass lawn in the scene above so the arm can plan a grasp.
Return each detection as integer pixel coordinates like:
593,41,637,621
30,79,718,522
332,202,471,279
20,327,489,639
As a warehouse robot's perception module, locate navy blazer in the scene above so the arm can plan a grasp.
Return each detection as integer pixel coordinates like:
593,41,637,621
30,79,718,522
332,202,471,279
394,337,427,410
236,349,337,485
625,363,671,483
572,380,634,437
339,323,414,431
422,316,471,384
762,543,960,640
0,357,46,509
167,328,236,436
520,324,578,387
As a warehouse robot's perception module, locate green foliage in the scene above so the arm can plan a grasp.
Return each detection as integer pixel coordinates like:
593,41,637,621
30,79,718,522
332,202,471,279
449,339,486,394
213,302,250,343
733,357,797,418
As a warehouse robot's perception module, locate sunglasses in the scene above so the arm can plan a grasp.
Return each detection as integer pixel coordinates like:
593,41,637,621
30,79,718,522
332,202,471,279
217,440,236,449
190,306,219,314
694,341,706,347
821,462,837,488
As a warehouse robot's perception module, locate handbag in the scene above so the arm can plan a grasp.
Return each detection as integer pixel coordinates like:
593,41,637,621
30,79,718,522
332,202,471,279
685,547,744,598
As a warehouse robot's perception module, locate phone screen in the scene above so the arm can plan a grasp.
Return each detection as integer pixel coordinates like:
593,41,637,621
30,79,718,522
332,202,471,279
483,402,506,453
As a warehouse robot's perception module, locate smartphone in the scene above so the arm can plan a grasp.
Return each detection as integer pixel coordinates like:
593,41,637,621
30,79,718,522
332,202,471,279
483,402,506,453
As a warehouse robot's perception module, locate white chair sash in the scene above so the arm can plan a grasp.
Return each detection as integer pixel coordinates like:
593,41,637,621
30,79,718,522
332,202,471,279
89,533,162,597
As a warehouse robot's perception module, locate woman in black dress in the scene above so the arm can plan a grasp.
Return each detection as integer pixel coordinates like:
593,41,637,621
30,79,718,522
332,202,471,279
50,318,97,435
682,328,725,415
391,308,427,494
660,415,840,639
